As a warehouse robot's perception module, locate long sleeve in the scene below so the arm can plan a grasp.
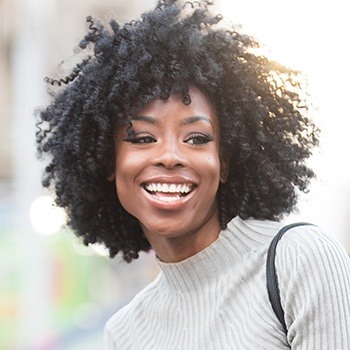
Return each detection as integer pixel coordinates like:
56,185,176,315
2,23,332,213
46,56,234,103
277,226,350,349
103,217,350,349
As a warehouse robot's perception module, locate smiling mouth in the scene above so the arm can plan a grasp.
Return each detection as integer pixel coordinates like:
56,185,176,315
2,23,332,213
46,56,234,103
142,183,195,203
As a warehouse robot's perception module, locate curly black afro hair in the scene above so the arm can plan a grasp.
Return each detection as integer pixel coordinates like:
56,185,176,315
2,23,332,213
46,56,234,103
36,0,319,262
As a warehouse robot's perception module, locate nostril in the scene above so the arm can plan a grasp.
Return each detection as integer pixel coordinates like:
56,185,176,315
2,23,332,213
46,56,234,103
153,155,187,169
155,162,185,169
151,143,188,169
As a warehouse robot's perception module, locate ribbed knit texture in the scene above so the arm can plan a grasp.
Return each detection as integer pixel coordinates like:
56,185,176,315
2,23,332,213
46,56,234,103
104,217,350,349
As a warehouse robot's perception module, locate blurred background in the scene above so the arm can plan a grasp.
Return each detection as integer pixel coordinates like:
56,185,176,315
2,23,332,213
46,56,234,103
0,0,349,349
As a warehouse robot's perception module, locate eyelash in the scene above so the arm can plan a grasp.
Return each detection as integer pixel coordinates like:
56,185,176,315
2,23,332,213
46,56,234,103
124,136,156,144
185,133,214,145
123,133,214,145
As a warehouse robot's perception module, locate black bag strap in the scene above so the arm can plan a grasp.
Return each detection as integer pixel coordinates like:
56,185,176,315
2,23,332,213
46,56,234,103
266,222,313,334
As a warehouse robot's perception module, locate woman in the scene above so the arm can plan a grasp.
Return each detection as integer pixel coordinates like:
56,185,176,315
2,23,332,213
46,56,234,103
36,0,350,348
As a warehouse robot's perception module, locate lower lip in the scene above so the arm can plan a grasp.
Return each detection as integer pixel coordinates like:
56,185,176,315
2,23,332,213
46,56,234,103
141,188,195,210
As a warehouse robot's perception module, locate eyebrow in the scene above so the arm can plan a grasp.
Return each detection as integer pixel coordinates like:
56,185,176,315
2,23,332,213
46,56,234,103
180,116,213,126
128,115,213,126
128,115,159,124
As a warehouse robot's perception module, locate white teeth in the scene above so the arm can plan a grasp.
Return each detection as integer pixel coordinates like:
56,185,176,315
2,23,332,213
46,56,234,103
156,195,181,203
144,183,192,194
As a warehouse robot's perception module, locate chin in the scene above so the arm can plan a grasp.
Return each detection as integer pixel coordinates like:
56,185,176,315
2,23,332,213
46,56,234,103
141,220,196,239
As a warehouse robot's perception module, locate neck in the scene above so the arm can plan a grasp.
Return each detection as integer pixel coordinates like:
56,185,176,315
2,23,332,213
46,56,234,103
143,214,222,263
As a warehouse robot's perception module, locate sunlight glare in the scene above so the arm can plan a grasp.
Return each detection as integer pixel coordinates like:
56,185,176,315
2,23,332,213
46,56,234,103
29,196,67,235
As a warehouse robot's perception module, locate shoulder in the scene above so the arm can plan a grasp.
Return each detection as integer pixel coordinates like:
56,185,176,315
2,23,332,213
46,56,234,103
274,224,350,346
104,275,161,340
276,223,349,264
274,223,350,309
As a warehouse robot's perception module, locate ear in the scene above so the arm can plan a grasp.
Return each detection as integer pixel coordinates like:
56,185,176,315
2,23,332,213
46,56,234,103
219,155,229,183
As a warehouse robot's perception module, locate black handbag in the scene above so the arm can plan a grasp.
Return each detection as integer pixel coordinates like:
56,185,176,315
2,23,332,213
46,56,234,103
266,222,313,334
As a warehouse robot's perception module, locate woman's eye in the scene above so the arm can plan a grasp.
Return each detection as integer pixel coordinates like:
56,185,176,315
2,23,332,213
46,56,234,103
124,136,156,144
185,133,214,145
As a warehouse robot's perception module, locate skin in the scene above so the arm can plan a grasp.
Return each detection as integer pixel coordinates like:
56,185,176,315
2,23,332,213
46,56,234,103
113,87,228,263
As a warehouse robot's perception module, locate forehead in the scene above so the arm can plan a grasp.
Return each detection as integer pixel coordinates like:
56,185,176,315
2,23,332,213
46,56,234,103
135,87,218,126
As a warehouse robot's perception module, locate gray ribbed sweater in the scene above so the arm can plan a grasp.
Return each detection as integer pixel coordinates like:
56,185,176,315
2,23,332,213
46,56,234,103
104,217,350,349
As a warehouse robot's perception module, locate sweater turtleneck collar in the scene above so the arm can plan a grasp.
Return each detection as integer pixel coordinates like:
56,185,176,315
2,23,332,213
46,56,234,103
156,216,282,293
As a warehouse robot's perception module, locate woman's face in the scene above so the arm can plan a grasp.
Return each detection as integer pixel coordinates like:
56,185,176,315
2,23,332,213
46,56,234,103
113,87,228,259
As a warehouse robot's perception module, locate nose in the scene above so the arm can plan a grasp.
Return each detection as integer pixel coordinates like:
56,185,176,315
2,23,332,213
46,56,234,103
152,138,187,169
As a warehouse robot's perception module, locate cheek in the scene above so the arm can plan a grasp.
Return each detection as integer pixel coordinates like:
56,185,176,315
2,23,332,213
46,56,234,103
113,150,150,217
114,141,141,181
114,168,137,216
113,147,135,206
196,152,222,183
